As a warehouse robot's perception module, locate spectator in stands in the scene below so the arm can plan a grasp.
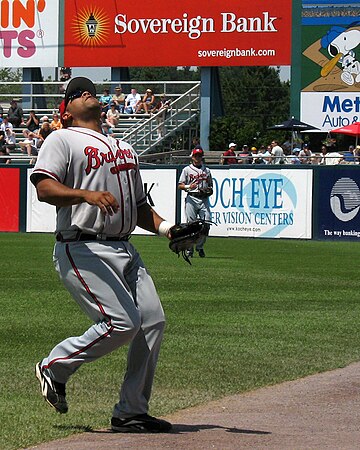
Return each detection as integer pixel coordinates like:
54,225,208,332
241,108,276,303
99,88,112,113
112,86,126,113
36,121,53,148
7,100,23,127
24,110,40,133
238,144,252,164
343,145,355,163
250,146,256,163
290,148,301,164
136,89,155,114
0,105,3,119
4,127,16,154
255,145,267,164
0,129,4,150
106,101,121,128
0,116,13,132
59,67,72,94
299,143,313,164
323,147,343,165
261,145,273,164
0,147,10,164
40,115,50,124
221,143,237,165
124,88,141,114
270,140,285,164
319,145,328,165
101,123,114,136
19,133,38,161
153,93,171,139
50,113,62,130
354,145,360,164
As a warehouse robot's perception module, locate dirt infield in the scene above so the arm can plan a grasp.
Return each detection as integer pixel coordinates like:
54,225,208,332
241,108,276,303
30,362,360,450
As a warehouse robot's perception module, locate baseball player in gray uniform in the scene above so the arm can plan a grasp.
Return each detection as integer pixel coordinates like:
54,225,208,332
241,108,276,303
31,77,174,433
178,147,213,258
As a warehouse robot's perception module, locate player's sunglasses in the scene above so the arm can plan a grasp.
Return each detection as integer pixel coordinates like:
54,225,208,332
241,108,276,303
67,89,95,105
67,89,85,104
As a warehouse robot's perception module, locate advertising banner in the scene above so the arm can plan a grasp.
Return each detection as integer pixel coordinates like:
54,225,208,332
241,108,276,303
133,169,177,235
0,168,20,232
26,168,56,232
316,167,360,240
300,1,360,131
62,0,292,67
0,0,59,67
180,168,313,239
26,168,177,234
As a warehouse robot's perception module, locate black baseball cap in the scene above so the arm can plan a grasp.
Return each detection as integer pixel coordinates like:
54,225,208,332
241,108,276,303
64,77,96,106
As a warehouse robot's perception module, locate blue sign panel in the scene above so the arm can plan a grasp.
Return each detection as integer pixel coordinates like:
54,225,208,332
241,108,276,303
316,167,360,240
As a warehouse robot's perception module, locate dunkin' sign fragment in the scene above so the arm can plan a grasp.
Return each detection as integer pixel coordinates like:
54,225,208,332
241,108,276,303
0,0,59,66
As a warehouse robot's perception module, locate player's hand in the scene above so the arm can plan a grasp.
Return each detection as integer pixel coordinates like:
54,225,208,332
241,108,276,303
84,191,119,215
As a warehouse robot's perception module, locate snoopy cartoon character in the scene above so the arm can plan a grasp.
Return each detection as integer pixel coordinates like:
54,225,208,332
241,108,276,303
321,25,360,86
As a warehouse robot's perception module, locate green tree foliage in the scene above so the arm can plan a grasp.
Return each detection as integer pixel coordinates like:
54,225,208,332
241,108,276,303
209,66,290,151
130,66,200,95
0,68,22,98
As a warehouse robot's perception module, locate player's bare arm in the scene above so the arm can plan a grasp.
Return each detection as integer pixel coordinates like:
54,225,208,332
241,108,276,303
137,203,172,238
34,176,119,215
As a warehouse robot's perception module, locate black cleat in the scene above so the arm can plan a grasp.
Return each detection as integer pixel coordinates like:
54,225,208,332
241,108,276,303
111,414,172,433
35,362,68,414
198,249,205,258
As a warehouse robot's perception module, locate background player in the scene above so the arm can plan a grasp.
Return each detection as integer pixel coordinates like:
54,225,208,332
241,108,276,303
31,77,174,433
178,148,213,258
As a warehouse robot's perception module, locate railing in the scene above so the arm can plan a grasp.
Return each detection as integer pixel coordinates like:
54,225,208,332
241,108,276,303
0,80,200,112
122,83,201,156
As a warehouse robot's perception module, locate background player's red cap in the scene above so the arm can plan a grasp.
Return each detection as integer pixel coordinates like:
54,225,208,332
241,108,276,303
59,77,97,126
191,148,204,156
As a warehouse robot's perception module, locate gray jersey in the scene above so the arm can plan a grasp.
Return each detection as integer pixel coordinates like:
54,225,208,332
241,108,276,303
178,163,212,192
30,127,146,236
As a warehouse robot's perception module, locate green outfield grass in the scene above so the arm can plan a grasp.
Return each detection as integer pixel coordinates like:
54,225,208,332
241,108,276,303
1,233,360,449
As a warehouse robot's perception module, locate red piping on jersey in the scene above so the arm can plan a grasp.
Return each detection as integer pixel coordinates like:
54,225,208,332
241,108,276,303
115,168,125,234
42,244,114,370
124,170,134,235
69,128,137,237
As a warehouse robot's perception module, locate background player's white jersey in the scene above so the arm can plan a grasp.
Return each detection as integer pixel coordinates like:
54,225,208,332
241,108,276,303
30,127,146,236
178,163,212,193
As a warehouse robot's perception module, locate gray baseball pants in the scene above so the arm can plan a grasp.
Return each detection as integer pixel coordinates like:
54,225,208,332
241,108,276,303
40,240,165,419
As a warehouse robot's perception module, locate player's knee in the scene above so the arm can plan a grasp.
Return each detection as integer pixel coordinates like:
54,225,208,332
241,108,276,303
111,317,141,343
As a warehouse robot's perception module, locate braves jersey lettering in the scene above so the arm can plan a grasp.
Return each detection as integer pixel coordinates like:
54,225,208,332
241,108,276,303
188,172,209,184
178,163,212,192
84,145,135,175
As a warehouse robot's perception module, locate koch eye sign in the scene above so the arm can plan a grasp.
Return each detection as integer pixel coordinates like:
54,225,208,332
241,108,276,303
315,167,360,240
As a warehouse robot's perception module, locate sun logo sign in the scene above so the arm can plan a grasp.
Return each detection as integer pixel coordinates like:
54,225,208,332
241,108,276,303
72,7,110,46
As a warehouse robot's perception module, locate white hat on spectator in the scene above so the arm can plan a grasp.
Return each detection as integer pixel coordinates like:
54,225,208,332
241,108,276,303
229,142,237,148
41,115,49,122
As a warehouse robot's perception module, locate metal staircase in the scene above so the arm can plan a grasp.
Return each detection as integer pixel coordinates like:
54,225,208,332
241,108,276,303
121,83,200,157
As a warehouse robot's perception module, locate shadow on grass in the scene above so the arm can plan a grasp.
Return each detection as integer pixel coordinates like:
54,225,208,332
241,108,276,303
55,423,271,435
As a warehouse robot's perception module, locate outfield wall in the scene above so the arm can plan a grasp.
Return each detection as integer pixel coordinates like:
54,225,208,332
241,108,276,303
1,165,359,241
